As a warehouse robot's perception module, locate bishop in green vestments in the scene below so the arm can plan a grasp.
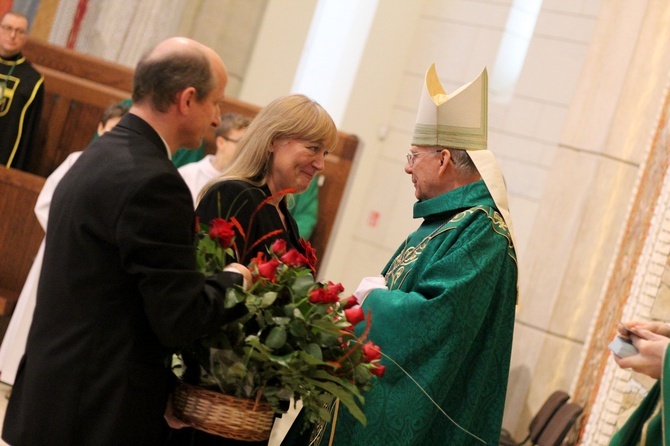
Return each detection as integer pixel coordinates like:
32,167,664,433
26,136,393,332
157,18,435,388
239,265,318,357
303,65,518,446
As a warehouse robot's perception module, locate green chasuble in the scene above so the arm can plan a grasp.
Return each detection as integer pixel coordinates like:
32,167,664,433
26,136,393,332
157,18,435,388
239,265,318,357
288,176,319,240
171,145,205,168
610,345,670,446
318,180,517,446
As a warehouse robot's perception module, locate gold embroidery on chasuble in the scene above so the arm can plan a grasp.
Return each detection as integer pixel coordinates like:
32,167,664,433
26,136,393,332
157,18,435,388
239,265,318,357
383,206,514,289
384,221,452,289
454,206,515,254
490,211,514,250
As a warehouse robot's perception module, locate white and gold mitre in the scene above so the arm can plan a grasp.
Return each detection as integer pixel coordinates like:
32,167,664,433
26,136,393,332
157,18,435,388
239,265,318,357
412,63,487,149
412,64,516,249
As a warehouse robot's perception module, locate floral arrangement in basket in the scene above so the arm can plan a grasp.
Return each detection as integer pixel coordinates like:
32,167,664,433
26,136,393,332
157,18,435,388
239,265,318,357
173,191,384,438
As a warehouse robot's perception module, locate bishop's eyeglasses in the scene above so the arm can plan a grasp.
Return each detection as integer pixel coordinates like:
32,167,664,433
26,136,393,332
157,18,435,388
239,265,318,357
406,149,444,167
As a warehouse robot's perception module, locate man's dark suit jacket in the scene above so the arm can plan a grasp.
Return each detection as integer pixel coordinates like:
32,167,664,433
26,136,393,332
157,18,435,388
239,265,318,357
3,113,245,446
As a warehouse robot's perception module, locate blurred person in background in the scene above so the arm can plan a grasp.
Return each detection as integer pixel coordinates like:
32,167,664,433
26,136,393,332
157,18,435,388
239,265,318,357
0,11,44,171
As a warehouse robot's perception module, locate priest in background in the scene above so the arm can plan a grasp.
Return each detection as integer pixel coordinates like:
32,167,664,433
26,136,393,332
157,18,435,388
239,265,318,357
0,11,44,171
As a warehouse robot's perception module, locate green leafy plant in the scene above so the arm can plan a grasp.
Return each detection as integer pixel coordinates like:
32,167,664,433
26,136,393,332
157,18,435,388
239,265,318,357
177,195,384,428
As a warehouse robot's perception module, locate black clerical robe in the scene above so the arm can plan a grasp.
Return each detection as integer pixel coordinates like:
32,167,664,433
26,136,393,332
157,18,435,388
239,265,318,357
0,52,44,170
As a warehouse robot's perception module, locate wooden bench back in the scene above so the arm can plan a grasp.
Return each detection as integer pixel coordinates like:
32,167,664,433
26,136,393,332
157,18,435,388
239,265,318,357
0,168,45,316
21,38,358,271
22,39,133,178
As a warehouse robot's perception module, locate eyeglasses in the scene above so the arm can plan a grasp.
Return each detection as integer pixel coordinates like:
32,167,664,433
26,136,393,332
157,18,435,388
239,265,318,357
0,25,27,36
406,150,444,167
222,136,239,143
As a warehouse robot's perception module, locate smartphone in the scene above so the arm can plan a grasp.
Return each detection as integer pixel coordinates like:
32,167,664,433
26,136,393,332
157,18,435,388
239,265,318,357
608,336,638,357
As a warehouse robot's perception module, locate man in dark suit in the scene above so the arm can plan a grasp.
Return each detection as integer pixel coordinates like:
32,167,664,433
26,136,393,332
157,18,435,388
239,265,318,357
2,37,250,446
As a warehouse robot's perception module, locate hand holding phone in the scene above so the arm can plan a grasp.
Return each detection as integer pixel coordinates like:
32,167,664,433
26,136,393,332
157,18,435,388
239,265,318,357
608,335,638,357
617,321,646,339
608,321,647,357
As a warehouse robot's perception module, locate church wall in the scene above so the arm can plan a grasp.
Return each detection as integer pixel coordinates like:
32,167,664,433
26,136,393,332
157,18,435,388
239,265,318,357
177,0,268,98
507,0,670,440
238,0,318,104
569,1,670,443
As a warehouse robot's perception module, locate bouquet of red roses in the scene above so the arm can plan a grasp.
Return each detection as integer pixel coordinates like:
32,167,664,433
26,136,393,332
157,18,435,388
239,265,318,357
174,206,384,434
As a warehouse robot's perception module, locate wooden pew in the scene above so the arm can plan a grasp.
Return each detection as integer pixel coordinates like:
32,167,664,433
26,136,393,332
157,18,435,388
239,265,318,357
21,38,358,271
22,39,133,178
0,168,45,337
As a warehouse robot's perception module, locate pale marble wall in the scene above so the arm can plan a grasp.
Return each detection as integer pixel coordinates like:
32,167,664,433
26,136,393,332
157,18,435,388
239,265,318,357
239,0,318,104
177,0,268,98
510,0,670,439
569,1,670,443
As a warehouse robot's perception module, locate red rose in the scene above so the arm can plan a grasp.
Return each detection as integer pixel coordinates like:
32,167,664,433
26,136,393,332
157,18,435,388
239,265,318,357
327,281,344,295
280,248,309,268
271,239,287,255
300,238,318,271
370,363,386,377
344,306,365,326
309,288,339,304
209,218,235,249
362,342,382,362
341,295,358,309
257,258,280,280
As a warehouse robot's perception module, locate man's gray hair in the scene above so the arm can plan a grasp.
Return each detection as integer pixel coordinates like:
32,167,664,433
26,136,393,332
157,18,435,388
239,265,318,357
436,146,479,176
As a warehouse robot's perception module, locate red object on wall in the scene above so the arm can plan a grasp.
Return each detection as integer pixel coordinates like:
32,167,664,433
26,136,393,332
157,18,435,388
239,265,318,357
367,211,380,228
0,0,14,19
66,0,89,49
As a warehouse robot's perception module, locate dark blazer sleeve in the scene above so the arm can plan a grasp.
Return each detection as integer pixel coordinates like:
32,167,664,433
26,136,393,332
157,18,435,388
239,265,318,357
116,171,245,348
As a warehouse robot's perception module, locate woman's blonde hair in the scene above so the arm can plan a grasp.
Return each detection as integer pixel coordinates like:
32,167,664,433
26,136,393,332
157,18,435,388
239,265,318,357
199,94,337,200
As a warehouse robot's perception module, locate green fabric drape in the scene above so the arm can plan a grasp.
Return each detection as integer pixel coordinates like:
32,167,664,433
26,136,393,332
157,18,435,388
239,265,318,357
610,346,670,445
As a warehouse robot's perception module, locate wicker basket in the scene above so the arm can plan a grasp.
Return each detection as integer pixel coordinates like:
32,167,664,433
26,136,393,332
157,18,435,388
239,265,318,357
172,383,275,441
